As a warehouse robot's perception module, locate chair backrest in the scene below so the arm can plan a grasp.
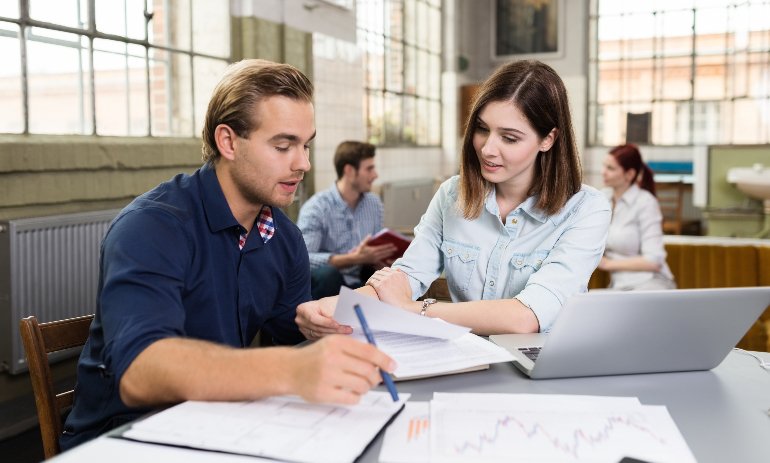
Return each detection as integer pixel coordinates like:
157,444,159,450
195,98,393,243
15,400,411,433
19,315,93,459
657,181,685,235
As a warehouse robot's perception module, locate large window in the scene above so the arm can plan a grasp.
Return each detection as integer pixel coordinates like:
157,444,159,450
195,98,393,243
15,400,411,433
0,0,230,137
358,0,442,146
589,0,770,146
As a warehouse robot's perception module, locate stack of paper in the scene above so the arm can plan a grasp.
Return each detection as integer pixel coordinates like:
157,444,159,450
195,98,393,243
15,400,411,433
335,287,515,379
123,391,409,463
380,393,697,463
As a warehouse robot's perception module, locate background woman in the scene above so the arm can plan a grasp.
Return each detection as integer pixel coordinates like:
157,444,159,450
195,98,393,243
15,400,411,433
597,144,676,290
296,60,611,337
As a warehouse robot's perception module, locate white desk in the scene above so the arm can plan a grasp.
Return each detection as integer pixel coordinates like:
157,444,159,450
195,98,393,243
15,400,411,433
52,350,770,463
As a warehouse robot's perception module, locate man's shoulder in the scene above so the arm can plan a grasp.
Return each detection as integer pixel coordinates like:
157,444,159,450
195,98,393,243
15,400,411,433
111,172,200,234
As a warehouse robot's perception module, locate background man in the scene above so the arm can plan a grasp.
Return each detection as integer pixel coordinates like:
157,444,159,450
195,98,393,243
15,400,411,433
298,141,396,299
60,60,394,450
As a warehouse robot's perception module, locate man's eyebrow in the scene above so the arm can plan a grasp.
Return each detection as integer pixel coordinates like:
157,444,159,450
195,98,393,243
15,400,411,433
477,116,526,136
269,131,317,143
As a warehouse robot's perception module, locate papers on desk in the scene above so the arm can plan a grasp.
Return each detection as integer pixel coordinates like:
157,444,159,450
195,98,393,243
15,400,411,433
337,287,515,379
380,393,697,463
122,391,409,463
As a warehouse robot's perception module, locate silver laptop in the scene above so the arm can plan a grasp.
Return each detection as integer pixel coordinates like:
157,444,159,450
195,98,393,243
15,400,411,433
490,287,770,379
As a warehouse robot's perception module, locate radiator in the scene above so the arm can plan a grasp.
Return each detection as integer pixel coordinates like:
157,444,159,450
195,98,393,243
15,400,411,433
381,178,440,235
0,209,121,374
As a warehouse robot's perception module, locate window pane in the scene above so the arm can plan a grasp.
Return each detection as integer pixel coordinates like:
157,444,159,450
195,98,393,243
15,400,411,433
193,56,228,136
0,23,22,133
27,28,91,134
403,94,416,144
192,0,230,58
428,53,440,100
150,48,193,137
386,0,403,41
416,48,428,97
404,0,416,45
93,41,148,136
416,97,428,145
366,90,384,144
661,56,692,100
384,92,402,143
0,1,20,18
364,31,384,90
385,39,403,93
404,44,416,94
30,0,87,30
428,100,440,146
95,0,145,40
416,0,428,48
149,0,191,50
694,55,726,100
428,6,441,53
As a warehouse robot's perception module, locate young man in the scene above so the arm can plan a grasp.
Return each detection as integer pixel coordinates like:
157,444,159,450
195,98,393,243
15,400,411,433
60,60,395,450
297,141,396,299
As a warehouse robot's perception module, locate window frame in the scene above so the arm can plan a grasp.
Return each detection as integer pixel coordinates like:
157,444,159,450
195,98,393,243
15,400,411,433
0,0,231,136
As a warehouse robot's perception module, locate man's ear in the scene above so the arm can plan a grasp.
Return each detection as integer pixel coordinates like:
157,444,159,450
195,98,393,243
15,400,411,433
215,124,238,162
343,164,356,179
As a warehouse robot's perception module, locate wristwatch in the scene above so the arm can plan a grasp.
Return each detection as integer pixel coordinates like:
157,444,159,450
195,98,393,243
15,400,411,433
421,298,437,316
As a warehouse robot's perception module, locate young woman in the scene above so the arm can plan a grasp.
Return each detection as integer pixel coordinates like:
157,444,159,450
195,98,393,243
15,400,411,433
296,60,611,337
598,144,676,290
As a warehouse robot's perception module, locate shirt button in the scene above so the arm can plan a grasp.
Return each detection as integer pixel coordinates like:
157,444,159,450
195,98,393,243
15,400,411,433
513,219,518,224
537,260,542,265
517,261,523,265
489,281,495,286
448,249,452,254
499,245,504,249
465,254,469,259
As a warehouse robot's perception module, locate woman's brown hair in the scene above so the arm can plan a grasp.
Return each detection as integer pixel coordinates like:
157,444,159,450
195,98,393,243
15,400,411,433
458,60,582,219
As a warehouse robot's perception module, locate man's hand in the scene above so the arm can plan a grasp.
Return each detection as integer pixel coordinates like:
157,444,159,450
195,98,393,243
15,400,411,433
287,335,397,404
296,297,353,339
366,267,415,311
351,234,397,266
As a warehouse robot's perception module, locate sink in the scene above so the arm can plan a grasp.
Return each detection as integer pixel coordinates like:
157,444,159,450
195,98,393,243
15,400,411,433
727,164,770,212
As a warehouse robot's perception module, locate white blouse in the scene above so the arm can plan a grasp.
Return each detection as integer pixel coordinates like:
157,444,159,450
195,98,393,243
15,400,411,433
603,184,675,289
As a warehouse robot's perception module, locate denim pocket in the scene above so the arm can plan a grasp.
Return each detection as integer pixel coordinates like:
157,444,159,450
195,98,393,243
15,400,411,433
509,250,550,297
441,238,480,292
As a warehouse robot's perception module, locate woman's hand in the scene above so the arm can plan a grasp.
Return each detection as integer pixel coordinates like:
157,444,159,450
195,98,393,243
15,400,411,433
366,268,416,312
296,297,353,340
597,256,613,271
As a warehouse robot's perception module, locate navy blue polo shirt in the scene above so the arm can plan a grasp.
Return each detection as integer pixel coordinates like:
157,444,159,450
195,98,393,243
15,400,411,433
60,163,309,450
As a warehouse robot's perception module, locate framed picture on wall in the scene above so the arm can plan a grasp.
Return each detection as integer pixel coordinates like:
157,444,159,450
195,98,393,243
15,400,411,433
492,0,565,60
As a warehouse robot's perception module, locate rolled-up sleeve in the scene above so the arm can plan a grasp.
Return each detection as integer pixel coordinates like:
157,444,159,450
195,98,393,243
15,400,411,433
515,195,612,332
636,195,668,267
297,199,333,270
98,209,192,387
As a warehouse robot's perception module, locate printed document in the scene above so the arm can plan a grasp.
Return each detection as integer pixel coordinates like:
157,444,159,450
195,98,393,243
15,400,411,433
336,287,514,378
122,391,409,463
379,394,695,463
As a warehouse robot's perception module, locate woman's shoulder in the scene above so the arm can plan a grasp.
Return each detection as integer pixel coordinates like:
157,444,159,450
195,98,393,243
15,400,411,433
548,184,612,225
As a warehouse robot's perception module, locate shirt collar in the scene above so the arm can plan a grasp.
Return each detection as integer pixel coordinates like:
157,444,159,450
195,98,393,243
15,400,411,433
330,182,358,211
617,183,641,206
484,187,548,223
200,162,242,233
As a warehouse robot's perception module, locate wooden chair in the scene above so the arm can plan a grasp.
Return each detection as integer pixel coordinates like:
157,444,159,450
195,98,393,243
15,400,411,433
418,277,452,302
19,315,93,459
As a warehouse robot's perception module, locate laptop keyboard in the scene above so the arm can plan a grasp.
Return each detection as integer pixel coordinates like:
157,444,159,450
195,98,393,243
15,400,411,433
517,346,542,362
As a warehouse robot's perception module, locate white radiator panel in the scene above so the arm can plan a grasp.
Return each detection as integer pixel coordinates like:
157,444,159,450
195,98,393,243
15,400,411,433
0,210,120,374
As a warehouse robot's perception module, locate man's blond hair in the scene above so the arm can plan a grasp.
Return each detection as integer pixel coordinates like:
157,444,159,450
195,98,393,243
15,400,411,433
201,59,314,164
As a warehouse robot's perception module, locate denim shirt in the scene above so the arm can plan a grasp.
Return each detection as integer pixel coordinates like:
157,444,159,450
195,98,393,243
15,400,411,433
392,176,612,332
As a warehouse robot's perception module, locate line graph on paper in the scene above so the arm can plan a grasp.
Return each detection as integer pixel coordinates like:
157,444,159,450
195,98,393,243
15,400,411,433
432,408,676,463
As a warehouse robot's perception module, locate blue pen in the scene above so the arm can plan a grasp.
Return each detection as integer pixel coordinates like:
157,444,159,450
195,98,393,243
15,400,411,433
353,304,399,402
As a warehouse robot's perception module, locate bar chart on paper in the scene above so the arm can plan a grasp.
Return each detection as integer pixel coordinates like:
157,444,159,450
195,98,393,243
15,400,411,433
379,402,431,463
429,394,696,463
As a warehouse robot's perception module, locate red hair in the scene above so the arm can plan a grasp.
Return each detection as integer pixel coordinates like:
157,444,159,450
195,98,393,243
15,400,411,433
608,144,656,197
